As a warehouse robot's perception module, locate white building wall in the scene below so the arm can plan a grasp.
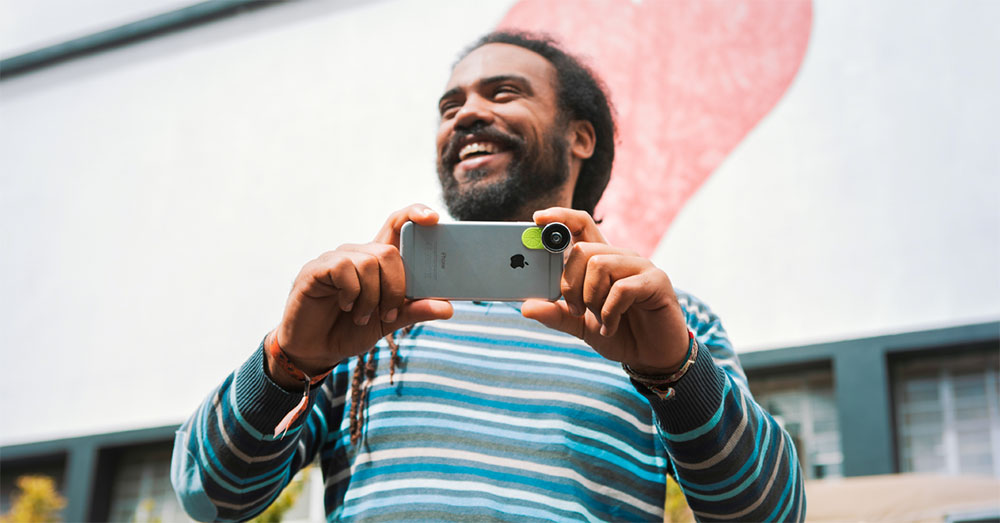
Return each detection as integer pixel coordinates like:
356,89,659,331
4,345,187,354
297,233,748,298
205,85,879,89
655,0,1000,349
1,0,997,445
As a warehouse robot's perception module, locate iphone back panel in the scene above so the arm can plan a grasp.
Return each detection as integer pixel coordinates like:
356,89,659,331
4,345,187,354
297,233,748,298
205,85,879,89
400,222,563,301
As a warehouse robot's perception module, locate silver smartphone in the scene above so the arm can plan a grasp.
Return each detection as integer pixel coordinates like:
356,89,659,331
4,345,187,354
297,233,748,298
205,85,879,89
400,221,570,301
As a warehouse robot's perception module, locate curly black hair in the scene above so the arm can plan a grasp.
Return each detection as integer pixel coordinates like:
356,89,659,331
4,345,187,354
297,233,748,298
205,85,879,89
459,31,617,216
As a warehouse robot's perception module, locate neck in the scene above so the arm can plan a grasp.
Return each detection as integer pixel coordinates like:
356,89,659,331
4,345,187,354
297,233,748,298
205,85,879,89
509,191,574,221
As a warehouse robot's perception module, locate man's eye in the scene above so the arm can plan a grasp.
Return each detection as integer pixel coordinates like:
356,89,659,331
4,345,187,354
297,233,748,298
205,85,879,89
439,103,459,118
494,86,520,99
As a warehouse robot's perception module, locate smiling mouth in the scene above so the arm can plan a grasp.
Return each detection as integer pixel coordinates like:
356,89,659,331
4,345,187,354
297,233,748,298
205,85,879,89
458,141,505,162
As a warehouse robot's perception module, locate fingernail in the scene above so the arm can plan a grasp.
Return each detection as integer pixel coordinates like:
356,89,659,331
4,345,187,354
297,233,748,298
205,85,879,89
342,302,354,312
600,325,609,337
384,308,398,323
357,313,371,326
421,208,435,217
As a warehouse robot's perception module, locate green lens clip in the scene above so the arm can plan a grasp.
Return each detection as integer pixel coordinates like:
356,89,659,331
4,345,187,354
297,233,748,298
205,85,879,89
521,227,544,250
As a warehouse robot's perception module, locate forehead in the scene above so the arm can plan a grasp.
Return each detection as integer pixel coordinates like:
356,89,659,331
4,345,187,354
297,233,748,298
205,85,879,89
445,43,557,93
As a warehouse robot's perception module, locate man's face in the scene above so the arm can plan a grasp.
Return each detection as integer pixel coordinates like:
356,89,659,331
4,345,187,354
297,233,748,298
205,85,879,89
436,43,571,221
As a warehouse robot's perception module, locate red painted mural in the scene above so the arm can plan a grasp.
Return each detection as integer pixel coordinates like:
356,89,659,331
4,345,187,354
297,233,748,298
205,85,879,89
499,0,812,256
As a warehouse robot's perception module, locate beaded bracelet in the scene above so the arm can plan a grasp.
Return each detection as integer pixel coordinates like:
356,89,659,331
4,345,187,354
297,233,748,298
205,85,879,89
621,330,697,400
267,333,334,438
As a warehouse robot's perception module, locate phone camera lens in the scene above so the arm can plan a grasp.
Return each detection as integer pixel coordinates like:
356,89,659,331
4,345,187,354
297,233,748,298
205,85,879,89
541,222,571,253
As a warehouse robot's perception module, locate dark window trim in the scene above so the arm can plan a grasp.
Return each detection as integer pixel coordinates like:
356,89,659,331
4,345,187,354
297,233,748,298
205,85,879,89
0,0,272,80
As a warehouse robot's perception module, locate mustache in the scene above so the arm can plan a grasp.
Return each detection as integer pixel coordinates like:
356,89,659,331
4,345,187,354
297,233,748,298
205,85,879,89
441,124,525,168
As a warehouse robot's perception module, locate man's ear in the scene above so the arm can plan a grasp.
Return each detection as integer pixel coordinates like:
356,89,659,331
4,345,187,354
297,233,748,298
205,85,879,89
567,120,596,160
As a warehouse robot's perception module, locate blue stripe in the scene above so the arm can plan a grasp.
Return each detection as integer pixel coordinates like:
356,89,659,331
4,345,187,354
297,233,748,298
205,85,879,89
675,398,770,493
420,327,597,358
398,346,634,392
363,417,664,482
765,445,798,522
364,385,650,447
193,390,297,495
343,494,582,522
199,410,295,486
676,413,773,501
350,464,655,518
199,453,290,497
660,375,733,442
227,374,304,442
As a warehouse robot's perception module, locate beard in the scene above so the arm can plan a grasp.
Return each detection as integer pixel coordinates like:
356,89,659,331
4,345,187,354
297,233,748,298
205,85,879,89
437,123,570,221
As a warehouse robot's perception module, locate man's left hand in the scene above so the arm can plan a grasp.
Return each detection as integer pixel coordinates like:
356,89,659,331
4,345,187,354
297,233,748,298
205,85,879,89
521,208,691,374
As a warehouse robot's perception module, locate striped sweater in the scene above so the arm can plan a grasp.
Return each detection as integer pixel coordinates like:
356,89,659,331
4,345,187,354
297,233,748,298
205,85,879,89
171,293,805,521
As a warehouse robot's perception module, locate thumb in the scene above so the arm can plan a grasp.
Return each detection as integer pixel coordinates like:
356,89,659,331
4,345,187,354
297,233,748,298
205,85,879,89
385,299,453,331
521,299,586,339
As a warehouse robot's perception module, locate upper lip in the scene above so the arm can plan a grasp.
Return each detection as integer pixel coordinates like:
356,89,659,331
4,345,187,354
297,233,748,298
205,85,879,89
451,133,507,164
458,140,503,162
444,128,521,167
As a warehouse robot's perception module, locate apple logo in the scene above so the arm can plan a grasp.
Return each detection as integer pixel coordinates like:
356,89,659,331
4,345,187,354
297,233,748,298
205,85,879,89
510,254,528,269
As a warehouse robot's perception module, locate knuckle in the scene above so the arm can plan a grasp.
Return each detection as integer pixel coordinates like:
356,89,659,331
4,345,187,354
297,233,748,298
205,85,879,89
372,242,398,259
571,243,589,258
586,254,606,273
624,277,644,292
341,280,361,295
356,255,379,276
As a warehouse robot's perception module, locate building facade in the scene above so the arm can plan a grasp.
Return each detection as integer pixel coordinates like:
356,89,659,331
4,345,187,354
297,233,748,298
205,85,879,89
4,321,997,521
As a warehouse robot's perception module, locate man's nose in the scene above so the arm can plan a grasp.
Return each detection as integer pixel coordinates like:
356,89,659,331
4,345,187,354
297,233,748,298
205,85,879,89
454,95,494,130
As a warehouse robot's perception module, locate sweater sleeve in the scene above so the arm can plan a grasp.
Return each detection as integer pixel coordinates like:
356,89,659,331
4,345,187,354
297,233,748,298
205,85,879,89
170,338,337,522
640,293,806,522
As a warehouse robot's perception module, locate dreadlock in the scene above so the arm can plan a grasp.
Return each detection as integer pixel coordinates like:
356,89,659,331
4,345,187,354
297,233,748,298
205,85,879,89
349,326,409,446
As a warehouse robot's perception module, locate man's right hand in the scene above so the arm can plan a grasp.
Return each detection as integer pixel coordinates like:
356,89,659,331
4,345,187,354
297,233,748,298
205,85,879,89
267,204,454,389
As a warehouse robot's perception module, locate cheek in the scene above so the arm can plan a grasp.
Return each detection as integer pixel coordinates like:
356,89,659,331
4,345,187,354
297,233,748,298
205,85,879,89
435,123,451,154
517,111,555,148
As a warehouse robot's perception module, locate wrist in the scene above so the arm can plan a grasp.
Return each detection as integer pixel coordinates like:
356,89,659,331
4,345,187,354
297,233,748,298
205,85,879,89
622,330,697,401
627,329,691,375
265,347,307,391
264,331,335,391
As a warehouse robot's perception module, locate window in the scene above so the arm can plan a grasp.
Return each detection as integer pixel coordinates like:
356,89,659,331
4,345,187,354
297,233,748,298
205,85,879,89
0,454,66,517
749,368,843,480
102,443,322,522
106,445,187,522
893,348,1000,477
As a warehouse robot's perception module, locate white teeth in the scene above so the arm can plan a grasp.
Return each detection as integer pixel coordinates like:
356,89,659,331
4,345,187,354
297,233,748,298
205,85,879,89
458,142,499,161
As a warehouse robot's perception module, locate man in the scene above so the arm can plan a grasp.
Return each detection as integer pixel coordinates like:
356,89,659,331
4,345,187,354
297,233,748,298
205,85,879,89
172,32,805,522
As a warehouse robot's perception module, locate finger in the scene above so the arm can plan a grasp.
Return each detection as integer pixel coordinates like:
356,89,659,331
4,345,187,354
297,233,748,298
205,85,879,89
532,207,607,244
373,244,406,322
584,255,653,321
521,299,592,341
347,251,381,326
581,254,620,320
374,203,440,246
601,274,651,337
340,243,405,322
384,299,454,331
301,252,361,311
561,242,635,317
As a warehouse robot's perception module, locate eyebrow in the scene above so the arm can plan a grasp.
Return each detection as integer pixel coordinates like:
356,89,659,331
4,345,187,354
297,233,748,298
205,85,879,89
438,74,535,107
